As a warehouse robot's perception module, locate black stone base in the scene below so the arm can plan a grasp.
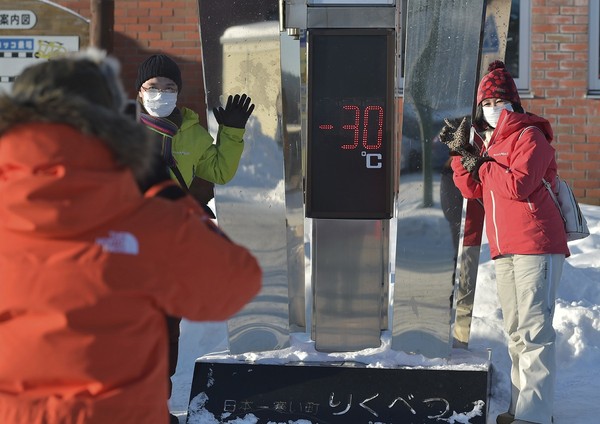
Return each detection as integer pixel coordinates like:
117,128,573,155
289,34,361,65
186,361,490,424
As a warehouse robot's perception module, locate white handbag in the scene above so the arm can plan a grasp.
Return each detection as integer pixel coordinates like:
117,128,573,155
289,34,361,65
542,176,590,241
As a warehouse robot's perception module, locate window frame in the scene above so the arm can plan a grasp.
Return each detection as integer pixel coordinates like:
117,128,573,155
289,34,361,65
589,0,600,93
511,0,530,92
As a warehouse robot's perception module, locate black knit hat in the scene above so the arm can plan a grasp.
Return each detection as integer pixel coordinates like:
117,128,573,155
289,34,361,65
135,54,182,92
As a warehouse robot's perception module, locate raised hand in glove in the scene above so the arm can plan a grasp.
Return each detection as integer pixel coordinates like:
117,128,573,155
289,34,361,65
439,116,479,156
460,153,494,183
213,94,255,129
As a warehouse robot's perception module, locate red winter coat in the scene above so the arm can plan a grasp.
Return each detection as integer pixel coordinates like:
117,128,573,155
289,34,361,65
463,198,485,247
0,94,261,423
451,109,569,259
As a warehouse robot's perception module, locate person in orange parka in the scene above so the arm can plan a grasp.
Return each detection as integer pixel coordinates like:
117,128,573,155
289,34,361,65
0,48,261,424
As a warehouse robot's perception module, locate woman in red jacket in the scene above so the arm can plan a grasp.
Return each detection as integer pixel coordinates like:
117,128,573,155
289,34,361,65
440,61,569,424
0,49,261,424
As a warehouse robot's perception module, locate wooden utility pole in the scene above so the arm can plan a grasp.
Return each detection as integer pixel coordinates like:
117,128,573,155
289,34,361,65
90,0,114,51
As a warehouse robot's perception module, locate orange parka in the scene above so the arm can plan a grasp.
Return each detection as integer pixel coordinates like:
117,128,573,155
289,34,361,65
0,93,261,423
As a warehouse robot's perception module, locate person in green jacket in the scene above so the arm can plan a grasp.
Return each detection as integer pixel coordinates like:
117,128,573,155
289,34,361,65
135,53,254,424
135,53,254,208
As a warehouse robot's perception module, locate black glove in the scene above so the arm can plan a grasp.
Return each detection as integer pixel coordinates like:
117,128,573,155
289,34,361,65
439,116,479,156
213,94,255,129
460,153,494,182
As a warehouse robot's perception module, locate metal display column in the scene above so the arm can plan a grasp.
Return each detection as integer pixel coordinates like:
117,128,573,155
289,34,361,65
301,3,397,352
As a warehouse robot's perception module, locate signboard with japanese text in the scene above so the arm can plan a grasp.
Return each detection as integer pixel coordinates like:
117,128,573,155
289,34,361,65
0,10,37,29
0,2,89,93
0,35,79,91
187,362,490,424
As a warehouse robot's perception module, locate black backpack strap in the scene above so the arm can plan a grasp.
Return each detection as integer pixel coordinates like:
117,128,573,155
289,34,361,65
169,164,189,191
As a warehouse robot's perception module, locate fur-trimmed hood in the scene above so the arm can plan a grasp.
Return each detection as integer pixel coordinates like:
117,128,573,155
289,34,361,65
0,91,156,181
0,91,159,236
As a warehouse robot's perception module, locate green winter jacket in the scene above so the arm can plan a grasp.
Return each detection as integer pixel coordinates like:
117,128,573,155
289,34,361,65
171,107,245,186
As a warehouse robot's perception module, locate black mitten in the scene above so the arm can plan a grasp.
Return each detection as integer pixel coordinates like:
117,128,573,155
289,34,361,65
439,116,479,156
213,94,255,129
460,154,494,182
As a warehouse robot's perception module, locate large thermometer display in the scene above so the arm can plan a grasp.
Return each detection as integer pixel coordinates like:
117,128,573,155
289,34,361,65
306,29,394,219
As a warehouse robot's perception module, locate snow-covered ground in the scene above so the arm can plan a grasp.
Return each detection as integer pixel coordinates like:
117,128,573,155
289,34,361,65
170,200,599,424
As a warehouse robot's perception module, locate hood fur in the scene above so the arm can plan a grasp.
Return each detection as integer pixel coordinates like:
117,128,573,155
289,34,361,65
0,90,157,183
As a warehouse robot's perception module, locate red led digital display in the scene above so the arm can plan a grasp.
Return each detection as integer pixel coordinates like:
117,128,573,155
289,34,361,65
306,29,394,219
322,104,385,150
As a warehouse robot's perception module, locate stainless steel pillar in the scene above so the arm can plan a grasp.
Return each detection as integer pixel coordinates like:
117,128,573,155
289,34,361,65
280,30,307,333
452,0,512,348
312,219,389,351
198,0,293,354
392,0,486,358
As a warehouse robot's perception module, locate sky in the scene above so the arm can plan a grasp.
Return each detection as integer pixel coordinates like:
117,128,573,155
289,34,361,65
168,200,599,424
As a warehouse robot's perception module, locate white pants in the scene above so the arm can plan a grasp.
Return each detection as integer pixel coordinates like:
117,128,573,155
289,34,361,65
495,254,564,424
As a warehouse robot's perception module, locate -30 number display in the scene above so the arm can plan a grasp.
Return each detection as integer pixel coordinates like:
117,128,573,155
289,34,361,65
306,29,394,219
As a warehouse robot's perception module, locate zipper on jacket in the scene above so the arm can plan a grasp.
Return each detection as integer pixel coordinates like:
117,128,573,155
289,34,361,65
491,191,502,255
527,197,533,211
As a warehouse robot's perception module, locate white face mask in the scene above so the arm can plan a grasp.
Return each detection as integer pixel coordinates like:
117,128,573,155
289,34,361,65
141,91,178,117
482,103,513,128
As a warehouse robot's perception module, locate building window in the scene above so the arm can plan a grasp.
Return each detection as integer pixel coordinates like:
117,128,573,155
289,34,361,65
589,0,600,93
506,0,530,92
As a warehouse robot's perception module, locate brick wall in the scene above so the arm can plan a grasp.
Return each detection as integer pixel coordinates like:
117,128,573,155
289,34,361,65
524,0,600,204
52,0,600,204
53,0,207,126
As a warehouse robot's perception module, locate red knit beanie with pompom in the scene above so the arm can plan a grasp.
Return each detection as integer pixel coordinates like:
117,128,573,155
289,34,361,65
476,60,520,105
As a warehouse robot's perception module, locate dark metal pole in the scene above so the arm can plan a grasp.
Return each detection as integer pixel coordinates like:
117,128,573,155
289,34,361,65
90,0,114,52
